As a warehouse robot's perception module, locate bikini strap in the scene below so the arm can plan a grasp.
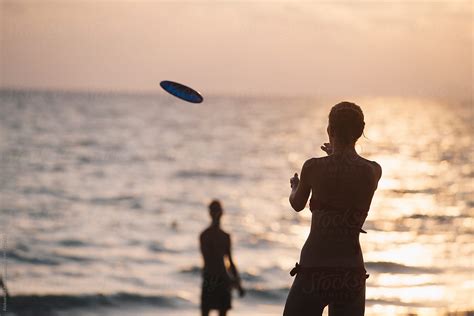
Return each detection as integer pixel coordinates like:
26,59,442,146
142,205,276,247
289,262,370,279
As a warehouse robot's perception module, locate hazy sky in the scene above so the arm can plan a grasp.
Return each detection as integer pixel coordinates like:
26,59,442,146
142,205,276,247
1,0,472,97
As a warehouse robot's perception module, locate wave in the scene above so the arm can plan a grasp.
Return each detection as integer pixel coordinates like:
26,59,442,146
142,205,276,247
88,195,142,209
161,197,203,207
240,271,265,283
6,249,93,266
20,187,143,209
6,250,61,266
174,170,242,180
178,266,268,283
366,298,428,307
5,292,193,315
21,187,79,202
75,139,99,147
406,214,461,222
365,214,466,233
245,287,289,301
390,188,438,195
240,236,279,248
4,288,452,315
57,239,88,247
179,265,201,275
365,261,442,274
147,242,180,254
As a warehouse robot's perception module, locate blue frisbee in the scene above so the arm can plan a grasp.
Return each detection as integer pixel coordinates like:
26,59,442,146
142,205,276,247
160,80,203,103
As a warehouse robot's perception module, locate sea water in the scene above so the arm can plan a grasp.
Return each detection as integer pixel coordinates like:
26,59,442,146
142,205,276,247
0,90,472,315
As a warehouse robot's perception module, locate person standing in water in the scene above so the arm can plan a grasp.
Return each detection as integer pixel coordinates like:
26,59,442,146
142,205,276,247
200,200,245,316
283,101,382,316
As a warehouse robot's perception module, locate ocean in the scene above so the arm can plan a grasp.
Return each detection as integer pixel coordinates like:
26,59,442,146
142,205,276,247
0,90,472,315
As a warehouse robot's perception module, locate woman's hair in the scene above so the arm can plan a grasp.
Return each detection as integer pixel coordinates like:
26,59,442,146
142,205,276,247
328,101,365,145
209,199,223,218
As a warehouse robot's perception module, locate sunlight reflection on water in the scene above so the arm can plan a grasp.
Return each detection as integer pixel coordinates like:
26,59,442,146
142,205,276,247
0,92,472,315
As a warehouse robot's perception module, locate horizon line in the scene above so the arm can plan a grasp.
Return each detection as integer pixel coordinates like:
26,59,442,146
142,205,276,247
0,87,471,104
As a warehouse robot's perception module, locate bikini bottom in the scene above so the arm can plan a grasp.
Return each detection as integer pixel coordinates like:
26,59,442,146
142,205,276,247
283,263,369,316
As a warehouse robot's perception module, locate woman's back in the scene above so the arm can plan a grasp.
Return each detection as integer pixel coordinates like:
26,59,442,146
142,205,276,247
309,153,380,211
299,153,381,267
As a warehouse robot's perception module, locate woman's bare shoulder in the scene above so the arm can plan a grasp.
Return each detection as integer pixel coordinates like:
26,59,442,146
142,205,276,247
306,156,331,164
302,157,327,169
367,158,382,172
358,156,382,178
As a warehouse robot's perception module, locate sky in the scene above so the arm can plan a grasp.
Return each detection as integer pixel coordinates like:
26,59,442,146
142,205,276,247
0,0,472,98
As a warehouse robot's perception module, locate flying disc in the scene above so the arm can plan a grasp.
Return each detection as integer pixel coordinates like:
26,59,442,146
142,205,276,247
160,80,203,103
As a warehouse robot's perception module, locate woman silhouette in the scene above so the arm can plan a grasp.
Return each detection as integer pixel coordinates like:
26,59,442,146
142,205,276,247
283,102,382,316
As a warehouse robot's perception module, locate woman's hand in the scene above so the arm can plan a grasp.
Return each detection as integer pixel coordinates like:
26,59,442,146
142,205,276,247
290,173,300,189
320,142,333,155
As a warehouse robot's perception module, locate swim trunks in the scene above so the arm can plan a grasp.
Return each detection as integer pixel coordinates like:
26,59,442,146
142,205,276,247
201,272,232,311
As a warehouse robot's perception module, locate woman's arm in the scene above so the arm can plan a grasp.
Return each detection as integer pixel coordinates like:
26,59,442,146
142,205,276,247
289,159,312,212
